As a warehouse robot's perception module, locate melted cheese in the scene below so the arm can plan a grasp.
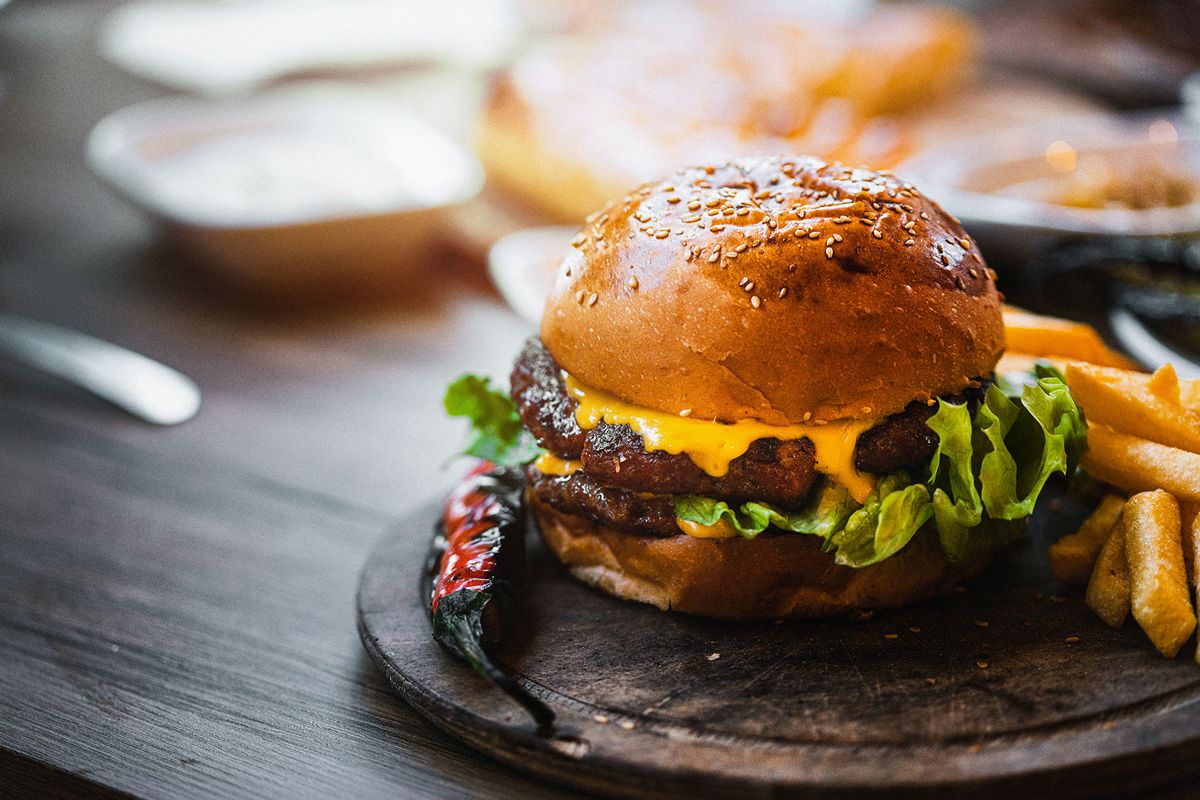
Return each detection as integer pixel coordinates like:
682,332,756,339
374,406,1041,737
677,517,738,539
534,453,582,476
565,374,878,502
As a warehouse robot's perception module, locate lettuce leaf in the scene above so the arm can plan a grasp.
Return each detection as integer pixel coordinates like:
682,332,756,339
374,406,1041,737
825,474,933,567
676,375,1087,568
443,374,542,466
676,474,931,567
675,481,858,541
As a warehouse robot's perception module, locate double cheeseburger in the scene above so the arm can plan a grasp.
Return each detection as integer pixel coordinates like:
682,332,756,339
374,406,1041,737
480,156,1083,619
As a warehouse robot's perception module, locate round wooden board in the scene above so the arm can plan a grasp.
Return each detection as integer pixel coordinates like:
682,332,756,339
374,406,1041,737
358,497,1200,799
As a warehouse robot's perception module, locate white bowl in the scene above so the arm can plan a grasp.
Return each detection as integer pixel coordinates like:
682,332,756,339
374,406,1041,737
87,83,484,296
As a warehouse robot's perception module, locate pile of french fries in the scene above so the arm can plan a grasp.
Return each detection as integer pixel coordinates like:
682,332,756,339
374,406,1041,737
1002,308,1200,661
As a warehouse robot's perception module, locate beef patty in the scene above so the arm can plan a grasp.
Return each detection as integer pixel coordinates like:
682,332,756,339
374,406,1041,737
512,338,981,509
526,465,679,538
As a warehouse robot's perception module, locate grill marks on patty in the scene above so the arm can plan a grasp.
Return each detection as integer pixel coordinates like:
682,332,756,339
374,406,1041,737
526,466,680,538
583,422,818,508
512,337,975,534
511,338,586,457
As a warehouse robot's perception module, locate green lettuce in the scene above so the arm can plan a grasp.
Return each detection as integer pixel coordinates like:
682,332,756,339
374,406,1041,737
677,474,932,567
443,374,541,466
675,376,1087,568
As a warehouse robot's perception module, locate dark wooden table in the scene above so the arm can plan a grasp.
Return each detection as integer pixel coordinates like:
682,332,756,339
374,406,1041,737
0,5,577,798
0,5,1192,800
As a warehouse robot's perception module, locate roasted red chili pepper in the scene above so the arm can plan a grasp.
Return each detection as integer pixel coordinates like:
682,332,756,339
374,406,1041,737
425,461,554,729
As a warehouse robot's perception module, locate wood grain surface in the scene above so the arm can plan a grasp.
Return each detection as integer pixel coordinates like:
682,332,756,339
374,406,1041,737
0,5,577,798
361,498,1200,799
0,3,1193,799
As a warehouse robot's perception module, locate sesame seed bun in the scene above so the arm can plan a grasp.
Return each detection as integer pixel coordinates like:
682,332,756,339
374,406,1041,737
531,494,990,619
541,157,1005,425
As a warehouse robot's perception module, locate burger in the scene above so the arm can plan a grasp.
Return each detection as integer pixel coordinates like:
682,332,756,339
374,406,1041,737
447,156,1086,619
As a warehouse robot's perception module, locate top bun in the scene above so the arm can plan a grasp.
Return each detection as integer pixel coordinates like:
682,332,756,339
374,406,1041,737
540,156,1005,425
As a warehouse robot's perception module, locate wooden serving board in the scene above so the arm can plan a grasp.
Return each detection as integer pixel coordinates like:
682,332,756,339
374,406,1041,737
357,497,1200,799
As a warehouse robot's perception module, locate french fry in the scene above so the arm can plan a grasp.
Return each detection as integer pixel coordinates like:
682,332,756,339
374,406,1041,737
995,352,1068,377
1182,501,1199,586
1086,516,1131,629
1049,494,1126,583
1184,502,1200,664
1002,307,1139,369
1081,425,1200,503
1184,380,1200,413
1125,490,1194,657
1066,363,1200,453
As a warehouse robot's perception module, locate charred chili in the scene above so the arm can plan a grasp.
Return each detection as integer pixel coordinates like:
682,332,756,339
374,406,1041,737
425,461,554,729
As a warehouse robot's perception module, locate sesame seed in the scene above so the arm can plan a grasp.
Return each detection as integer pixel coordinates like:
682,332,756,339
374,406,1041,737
587,292,598,306
825,247,834,258
679,408,692,417
735,243,748,253
909,626,922,633
744,281,754,291
883,633,899,640
825,236,835,246
726,251,738,259
619,721,636,731
976,660,989,669
920,212,930,220
750,295,761,308
570,234,586,247
802,411,812,421
904,238,915,247
941,255,950,266
778,287,788,298
974,620,989,628
833,234,843,242
960,238,971,249
629,276,638,289
708,250,721,264
575,290,586,304
707,652,720,661
711,225,726,232
861,406,872,414
1065,636,1080,643
872,230,882,239
736,207,749,216
808,231,821,239
666,196,681,204
738,276,748,287
687,200,701,211
683,214,701,223
654,230,670,239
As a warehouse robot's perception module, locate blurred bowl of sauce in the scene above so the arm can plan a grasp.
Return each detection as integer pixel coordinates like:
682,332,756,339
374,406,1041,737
903,112,1200,268
87,83,483,298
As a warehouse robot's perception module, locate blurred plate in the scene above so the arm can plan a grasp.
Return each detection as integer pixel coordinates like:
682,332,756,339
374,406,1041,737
487,225,575,324
101,0,522,96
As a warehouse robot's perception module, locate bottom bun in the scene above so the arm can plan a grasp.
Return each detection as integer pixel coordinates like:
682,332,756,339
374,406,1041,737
531,495,995,619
